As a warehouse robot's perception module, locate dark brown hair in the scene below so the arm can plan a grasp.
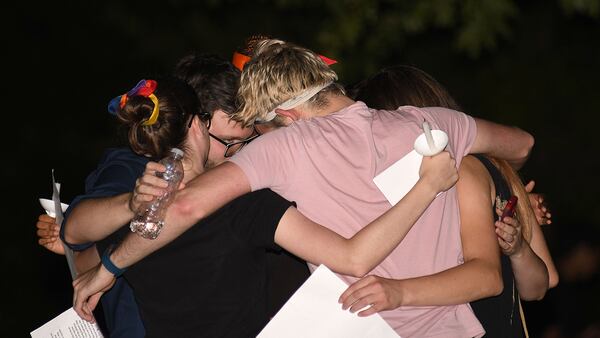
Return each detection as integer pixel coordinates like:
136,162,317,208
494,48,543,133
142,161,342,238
116,76,199,160
174,53,240,117
348,65,461,111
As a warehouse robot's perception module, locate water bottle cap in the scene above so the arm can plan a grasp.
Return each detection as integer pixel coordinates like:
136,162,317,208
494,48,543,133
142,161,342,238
170,148,184,157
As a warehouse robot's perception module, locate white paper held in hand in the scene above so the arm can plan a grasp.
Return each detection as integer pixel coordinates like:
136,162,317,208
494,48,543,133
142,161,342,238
39,198,69,218
30,307,104,338
257,265,400,338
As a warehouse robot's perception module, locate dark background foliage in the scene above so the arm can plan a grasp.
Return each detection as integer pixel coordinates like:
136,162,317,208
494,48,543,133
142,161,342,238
4,0,599,336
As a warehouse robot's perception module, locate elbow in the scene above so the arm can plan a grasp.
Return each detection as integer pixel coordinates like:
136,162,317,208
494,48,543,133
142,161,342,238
343,256,375,278
63,220,84,245
519,283,549,301
348,265,372,278
170,193,206,225
488,270,504,297
521,290,547,301
479,264,504,298
517,273,555,301
548,272,559,289
518,130,535,163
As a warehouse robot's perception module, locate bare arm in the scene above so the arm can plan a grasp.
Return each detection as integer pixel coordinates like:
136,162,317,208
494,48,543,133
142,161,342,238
73,246,101,275
471,118,534,170
502,215,557,300
339,156,503,315
276,152,458,277
64,193,134,244
110,161,251,268
529,222,559,288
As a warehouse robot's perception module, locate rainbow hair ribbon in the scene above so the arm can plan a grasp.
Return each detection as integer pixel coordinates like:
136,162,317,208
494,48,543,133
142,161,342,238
108,79,160,126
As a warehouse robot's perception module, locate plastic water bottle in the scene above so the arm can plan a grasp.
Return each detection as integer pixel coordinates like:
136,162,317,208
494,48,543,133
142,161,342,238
129,148,184,239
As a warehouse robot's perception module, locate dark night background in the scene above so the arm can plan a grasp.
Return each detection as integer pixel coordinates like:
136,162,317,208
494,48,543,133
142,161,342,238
4,1,600,337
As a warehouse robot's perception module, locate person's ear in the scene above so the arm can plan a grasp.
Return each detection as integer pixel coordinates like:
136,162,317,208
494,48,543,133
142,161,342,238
189,115,208,136
274,108,300,121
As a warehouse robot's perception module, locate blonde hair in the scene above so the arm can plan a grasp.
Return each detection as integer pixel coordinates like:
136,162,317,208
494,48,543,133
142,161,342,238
490,158,536,242
234,39,339,127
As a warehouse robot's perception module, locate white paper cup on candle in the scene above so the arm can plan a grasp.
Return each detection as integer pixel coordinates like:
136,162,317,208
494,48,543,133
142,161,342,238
414,130,449,156
39,198,69,218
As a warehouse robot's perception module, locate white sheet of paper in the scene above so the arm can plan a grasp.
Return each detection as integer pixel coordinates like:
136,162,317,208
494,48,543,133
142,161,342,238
257,265,400,338
373,150,422,205
30,307,104,338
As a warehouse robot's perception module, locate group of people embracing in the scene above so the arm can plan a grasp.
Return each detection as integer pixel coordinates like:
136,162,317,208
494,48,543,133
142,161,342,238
36,35,558,338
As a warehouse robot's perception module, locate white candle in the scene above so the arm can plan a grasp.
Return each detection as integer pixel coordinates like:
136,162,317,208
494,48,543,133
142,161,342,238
422,121,436,151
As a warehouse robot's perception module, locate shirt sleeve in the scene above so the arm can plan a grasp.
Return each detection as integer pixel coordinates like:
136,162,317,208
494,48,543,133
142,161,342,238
228,127,299,193
226,189,295,251
420,106,477,166
60,161,140,251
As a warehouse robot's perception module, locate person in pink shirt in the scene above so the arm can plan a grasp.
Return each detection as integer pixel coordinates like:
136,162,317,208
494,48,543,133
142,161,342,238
72,39,534,337
343,64,558,337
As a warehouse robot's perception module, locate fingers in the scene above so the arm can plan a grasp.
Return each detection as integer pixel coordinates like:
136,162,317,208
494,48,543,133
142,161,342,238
348,291,376,314
38,237,56,246
38,213,56,223
495,219,523,255
73,288,93,322
339,276,374,309
73,273,98,323
145,161,166,171
495,224,515,244
495,218,519,235
420,151,458,192
36,225,59,239
135,174,168,197
339,276,389,317
525,180,535,193
497,237,512,252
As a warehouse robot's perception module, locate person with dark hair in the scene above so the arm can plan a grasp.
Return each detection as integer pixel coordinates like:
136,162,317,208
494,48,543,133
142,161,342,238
348,65,461,111
37,54,258,336
342,64,558,337
46,76,202,338
173,53,259,167
35,52,298,335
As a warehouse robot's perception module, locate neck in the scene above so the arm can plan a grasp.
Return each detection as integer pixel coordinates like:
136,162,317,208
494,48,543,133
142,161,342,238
312,94,355,117
181,157,205,184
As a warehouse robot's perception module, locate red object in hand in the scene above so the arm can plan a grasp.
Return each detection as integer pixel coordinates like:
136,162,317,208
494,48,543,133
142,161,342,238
501,196,518,218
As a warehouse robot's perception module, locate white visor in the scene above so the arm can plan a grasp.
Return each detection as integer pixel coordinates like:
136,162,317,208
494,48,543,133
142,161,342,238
256,81,334,122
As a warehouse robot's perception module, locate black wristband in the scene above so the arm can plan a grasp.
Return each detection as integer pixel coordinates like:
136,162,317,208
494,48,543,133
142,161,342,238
101,246,126,277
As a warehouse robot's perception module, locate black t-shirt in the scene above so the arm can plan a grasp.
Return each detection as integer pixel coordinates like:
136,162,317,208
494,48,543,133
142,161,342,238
124,189,294,338
470,155,524,338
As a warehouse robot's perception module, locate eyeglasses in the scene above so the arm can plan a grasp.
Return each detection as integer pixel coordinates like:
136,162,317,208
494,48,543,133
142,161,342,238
209,126,260,157
190,111,259,157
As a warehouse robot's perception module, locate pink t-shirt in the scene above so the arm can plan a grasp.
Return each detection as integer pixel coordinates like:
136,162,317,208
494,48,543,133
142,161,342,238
230,101,483,337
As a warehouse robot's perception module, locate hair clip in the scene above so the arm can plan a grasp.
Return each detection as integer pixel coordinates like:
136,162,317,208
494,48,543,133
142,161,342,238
231,52,337,71
108,79,160,126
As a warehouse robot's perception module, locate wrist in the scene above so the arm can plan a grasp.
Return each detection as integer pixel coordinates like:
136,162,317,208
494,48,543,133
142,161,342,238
508,241,530,260
415,179,439,200
101,246,126,277
126,192,136,214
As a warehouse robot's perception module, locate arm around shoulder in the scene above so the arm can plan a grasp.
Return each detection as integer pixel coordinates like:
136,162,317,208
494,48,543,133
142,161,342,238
471,118,534,170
